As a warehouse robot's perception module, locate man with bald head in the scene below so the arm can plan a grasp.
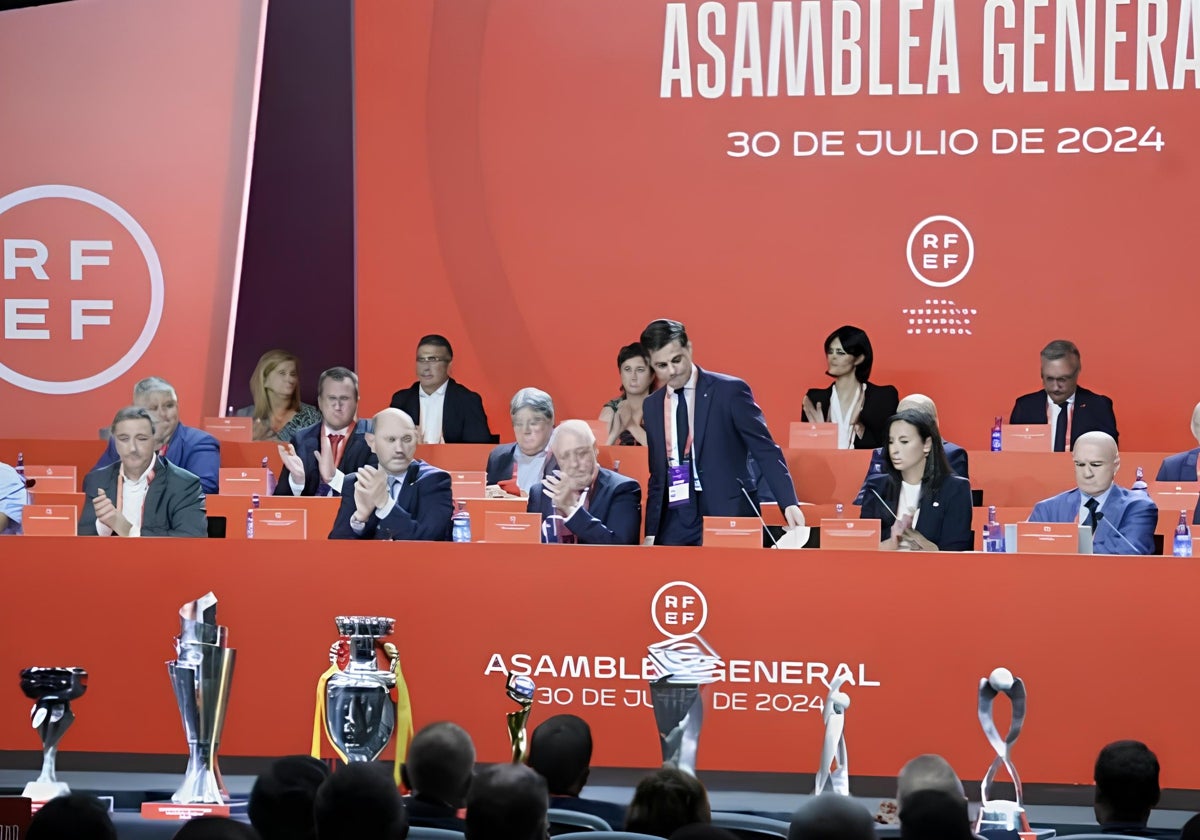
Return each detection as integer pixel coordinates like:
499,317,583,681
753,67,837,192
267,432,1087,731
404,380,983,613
1029,431,1158,555
1156,402,1200,483
852,394,968,505
329,408,453,540
527,420,641,544
897,754,965,808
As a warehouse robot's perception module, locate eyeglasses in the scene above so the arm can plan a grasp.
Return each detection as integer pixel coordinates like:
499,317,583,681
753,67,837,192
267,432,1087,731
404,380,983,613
415,356,449,364
1042,370,1079,386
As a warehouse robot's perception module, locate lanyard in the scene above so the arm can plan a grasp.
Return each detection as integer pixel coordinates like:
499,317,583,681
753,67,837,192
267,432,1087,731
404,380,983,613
1046,401,1073,449
664,390,694,467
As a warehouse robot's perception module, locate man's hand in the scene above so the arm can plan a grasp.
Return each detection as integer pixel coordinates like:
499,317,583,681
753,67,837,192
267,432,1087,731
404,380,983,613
278,443,305,483
802,395,825,423
353,465,388,519
541,470,582,513
93,488,131,537
317,434,337,483
783,505,806,528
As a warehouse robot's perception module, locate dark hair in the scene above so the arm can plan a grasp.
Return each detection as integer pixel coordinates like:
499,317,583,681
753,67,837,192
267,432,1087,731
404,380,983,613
878,409,953,501
318,366,359,399
402,721,476,808
625,768,711,838
26,793,117,840
415,334,453,360
615,343,655,398
1180,812,1200,840
314,762,409,840
823,325,874,382
529,713,593,796
249,754,331,840
1041,339,1080,367
640,320,689,354
172,817,260,840
1094,740,1160,823
465,763,549,840
787,794,875,840
110,405,156,437
897,789,973,840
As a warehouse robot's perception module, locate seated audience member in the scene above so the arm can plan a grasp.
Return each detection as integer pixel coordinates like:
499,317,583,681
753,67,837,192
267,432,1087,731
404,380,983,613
1009,339,1119,451
26,792,117,840
0,460,27,534
235,349,320,442
465,763,549,840
803,325,899,450
329,408,452,541
314,761,409,840
853,395,968,505
248,754,331,840
671,827,739,840
1156,401,1200,481
860,409,973,551
529,420,641,545
400,721,475,831
172,817,259,840
897,754,965,806
79,407,207,537
1179,813,1200,840
788,794,875,840
390,334,493,443
898,790,973,840
625,768,711,838
1093,740,1175,838
599,342,655,446
1029,432,1158,555
94,376,220,494
277,367,375,497
528,714,626,830
486,388,555,497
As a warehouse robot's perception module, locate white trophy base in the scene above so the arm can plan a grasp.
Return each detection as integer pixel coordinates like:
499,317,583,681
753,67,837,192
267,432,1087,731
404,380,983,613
23,780,70,802
976,800,1030,833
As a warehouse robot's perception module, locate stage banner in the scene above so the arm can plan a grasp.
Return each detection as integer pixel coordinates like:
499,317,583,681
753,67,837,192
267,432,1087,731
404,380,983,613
355,0,1200,452
0,0,268,438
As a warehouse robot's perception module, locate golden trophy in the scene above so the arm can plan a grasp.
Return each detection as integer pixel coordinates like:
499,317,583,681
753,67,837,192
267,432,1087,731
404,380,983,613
505,673,536,763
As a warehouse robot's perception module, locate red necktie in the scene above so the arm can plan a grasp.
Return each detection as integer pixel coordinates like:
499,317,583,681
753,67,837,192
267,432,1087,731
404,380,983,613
328,434,345,466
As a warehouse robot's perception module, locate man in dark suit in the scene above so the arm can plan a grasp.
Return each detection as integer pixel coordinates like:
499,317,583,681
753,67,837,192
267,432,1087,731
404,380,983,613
640,319,804,546
1029,432,1157,555
329,408,453,541
1092,740,1177,838
1009,339,1118,451
1156,401,1200,482
400,722,474,832
527,420,641,545
485,388,555,496
389,334,493,443
529,714,626,831
277,367,376,497
853,394,968,505
79,407,207,537
93,376,220,494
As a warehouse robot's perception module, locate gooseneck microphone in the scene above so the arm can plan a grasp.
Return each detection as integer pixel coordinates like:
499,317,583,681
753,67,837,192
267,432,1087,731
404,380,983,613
1092,511,1145,555
736,477,780,548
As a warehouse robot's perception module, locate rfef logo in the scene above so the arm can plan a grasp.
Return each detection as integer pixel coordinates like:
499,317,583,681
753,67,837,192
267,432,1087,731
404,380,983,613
651,580,708,638
0,185,163,394
906,215,973,288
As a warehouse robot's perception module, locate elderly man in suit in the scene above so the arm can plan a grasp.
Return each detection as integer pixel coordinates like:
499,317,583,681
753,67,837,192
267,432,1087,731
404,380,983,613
277,367,375,497
1156,401,1200,482
1009,339,1119,452
527,420,641,545
1029,431,1158,555
79,407,207,537
389,334,493,444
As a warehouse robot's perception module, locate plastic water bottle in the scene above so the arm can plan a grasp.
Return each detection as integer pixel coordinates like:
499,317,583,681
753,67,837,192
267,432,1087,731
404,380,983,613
247,494,261,539
835,503,844,519
1132,466,1148,492
227,405,235,417
451,502,472,543
983,506,1005,552
990,417,1002,452
1173,511,1192,558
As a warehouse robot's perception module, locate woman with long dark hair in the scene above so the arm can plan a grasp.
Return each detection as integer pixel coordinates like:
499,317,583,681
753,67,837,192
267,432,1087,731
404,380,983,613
802,325,898,449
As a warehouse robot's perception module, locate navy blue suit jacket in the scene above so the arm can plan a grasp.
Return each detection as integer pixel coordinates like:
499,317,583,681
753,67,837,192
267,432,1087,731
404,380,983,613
328,460,453,541
644,367,798,539
389,378,493,443
486,442,519,486
853,441,969,505
526,467,642,545
860,473,973,551
1029,484,1157,555
803,381,899,450
1157,447,1200,482
274,419,375,497
78,457,207,537
95,423,220,495
1009,386,1119,449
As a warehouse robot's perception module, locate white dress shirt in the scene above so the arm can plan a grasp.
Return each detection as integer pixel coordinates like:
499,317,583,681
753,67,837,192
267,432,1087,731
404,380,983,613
668,367,698,466
515,448,549,493
419,381,449,444
97,458,156,537
1047,392,1075,450
899,480,923,529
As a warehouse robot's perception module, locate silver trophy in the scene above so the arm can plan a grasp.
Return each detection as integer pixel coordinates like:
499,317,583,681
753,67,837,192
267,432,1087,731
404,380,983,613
321,616,398,762
647,634,722,776
976,667,1030,834
813,676,851,796
20,667,87,801
168,592,236,804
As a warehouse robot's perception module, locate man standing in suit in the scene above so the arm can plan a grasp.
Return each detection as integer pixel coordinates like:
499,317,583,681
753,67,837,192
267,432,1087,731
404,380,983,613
1029,432,1157,555
93,376,220,494
79,407,207,537
389,334,493,443
1156,401,1200,482
853,393,968,505
528,419,641,545
640,319,804,546
1009,340,1118,451
329,408,453,541
277,367,375,497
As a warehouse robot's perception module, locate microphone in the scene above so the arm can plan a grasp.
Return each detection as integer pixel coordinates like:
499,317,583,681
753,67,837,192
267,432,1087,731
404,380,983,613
1092,511,1145,555
869,487,902,524
736,477,780,548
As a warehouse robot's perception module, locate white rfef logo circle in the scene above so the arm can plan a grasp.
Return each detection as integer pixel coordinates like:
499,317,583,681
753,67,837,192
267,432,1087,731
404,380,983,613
651,580,708,638
906,215,973,288
0,184,164,394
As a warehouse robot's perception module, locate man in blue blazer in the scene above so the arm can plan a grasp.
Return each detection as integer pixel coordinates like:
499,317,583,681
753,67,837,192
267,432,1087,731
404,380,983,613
640,319,804,546
93,376,220,494
1156,402,1200,482
389,334,493,443
1009,340,1118,451
853,393,968,505
527,420,641,545
329,409,453,541
277,367,376,496
1029,432,1158,555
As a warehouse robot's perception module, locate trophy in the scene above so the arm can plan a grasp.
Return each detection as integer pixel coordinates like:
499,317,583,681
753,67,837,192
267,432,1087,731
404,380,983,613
813,676,851,795
647,633,722,776
168,592,237,805
975,667,1031,834
505,673,536,763
19,667,87,800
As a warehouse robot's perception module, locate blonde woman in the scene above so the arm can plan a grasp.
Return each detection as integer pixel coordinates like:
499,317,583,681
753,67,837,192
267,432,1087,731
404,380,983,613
236,349,320,442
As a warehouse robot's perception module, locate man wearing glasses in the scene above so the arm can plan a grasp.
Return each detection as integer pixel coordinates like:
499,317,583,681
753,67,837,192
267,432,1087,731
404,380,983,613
389,334,494,444
277,367,377,497
1009,339,1119,452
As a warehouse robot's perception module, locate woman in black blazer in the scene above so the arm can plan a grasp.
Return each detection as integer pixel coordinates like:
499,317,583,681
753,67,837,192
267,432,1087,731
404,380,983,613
860,408,973,551
802,325,898,450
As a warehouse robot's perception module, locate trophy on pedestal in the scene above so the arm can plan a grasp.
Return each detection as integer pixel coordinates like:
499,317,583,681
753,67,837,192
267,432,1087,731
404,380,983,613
647,634,722,776
19,666,87,801
975,667,1031,834
813,676,851,796
505,673,536,763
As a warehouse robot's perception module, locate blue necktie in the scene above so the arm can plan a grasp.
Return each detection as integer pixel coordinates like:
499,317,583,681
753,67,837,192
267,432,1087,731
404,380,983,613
676,388,690,463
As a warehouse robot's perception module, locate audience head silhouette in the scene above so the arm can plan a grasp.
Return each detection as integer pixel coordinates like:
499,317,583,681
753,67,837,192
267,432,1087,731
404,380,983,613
626,767,711,838
465,763,549,840
314,761,409,840
248,754,331,840
401,721,476,808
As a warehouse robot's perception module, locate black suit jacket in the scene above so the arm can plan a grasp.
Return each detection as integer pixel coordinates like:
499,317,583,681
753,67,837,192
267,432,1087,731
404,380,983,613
275,419,376,497
328,460,453,541
78,457,207,537
803,382,899,450
1157,447,1200,482
854,441,969,505
1009,386,1119,449
389,378,493,443
527,467,642,544
859,473,973,551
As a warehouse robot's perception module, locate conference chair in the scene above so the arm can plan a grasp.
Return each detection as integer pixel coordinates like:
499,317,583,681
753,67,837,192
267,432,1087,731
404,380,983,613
554,832,663,840
408,828,467,840
548,808,613,833
710,812,790,840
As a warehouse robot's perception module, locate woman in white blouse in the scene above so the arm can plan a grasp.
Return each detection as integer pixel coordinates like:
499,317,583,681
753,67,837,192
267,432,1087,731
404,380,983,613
802,326,898,449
